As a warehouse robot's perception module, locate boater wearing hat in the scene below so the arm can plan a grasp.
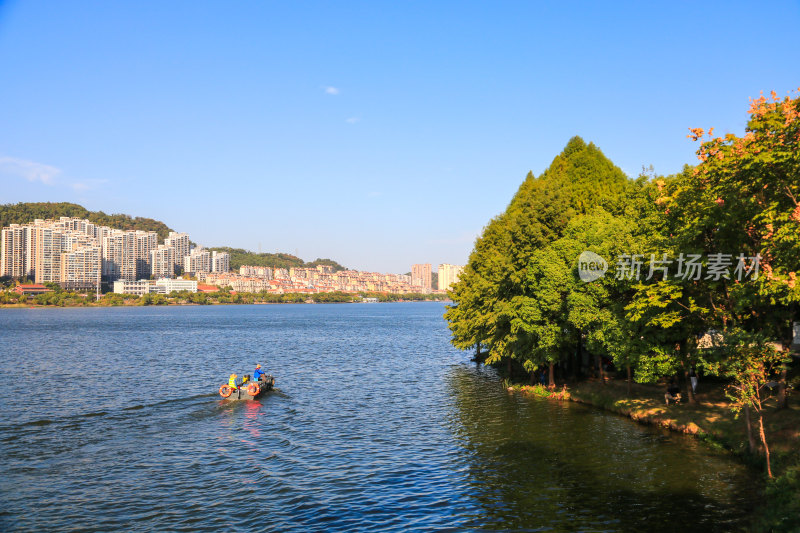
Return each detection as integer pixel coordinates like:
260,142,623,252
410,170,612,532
228,373,238,389
253,364,266,382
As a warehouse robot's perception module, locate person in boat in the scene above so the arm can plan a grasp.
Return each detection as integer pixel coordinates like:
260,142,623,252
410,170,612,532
228,373,239,389
254,364,266,382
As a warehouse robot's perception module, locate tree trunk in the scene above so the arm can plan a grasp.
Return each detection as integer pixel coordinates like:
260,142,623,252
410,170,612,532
626,365,632,396
596,354,605,384
678,343,697,404
777,364,789,410
743,405,756,454
757,411,773,478
684,368,697,404
530,370,535,385
507,358,512,379
777,317,794,409
548,362,555,389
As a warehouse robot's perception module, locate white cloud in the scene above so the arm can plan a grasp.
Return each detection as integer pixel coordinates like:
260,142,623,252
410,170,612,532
324,86,340,95
345,117,360,124
0,156,61,185
71,179,108,191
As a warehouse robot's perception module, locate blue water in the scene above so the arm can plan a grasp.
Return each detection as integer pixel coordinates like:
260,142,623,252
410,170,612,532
0,303,756,531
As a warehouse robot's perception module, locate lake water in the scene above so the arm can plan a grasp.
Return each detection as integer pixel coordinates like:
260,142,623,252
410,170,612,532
0,303,757,531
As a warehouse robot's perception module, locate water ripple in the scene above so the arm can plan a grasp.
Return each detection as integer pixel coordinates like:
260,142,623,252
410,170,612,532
0,304,757,532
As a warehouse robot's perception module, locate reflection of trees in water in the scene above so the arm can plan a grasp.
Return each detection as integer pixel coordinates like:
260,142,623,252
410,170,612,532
445,365,757,532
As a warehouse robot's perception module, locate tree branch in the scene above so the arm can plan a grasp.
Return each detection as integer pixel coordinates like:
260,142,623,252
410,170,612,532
785,185,799,207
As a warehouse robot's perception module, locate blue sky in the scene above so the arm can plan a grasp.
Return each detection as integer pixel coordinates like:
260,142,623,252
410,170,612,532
1,1,798,273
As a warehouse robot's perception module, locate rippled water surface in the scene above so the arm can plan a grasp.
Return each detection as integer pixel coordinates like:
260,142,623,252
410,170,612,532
1,303,757,531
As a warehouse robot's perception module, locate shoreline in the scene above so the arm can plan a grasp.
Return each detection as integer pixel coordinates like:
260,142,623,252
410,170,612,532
0,299,452,309
508,377,800,531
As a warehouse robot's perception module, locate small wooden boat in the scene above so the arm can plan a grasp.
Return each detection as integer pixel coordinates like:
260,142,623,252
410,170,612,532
218,375,275,400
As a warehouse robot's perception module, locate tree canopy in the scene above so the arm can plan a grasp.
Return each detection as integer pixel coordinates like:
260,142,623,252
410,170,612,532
446,136,634,376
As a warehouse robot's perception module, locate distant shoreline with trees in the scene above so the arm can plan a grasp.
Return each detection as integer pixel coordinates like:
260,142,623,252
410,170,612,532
0,285,449,308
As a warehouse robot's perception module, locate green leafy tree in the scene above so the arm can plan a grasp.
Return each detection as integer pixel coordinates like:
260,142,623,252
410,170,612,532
703,330,790,478
662,91,800,407
447,137,631,380
445,213,513,362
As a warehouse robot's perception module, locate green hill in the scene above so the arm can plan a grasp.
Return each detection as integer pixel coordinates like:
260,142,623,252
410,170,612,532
0,202,349,271
207,247,348,272
0,202,175,241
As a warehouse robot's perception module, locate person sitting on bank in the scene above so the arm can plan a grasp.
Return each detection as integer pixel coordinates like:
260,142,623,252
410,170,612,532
254,364,266,381
665,379,681,405
228,373,239,389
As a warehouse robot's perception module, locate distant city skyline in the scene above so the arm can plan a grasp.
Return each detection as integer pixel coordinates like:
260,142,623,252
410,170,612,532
2,215,463,296
1,2,798,272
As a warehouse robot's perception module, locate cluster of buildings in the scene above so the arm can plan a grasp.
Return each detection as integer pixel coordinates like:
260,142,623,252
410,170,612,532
1,216,465,297
0,217,228,291
196,262,465,295
201,265,419,294
411,263,464,291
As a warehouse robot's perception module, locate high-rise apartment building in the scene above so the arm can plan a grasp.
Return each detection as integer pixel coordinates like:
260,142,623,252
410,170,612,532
1,224,28,278
164,232,190,272
438,263,464,291
102,231,125,281
184,247,211,274
150,245,176,279
134,231,157,280
33,225,64,284
101,229,156,281
211,250,230,273
411,263,432,289
60,245,101,291
54,217,97,238
24,222,41,279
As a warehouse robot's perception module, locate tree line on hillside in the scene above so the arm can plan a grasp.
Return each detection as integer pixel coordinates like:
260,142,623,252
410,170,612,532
207,247,348,272
0,203,351,270
446,91,800,479
0,202,175,241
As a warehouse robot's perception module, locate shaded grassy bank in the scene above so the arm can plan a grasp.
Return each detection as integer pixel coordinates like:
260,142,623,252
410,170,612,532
507,376,800,532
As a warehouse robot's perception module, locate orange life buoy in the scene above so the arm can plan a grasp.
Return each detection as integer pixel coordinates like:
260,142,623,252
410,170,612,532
246,383,260,396
219,384,233,398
